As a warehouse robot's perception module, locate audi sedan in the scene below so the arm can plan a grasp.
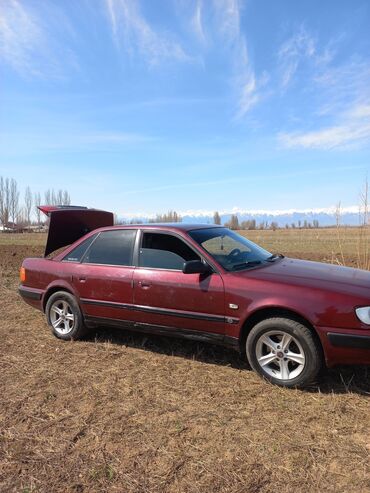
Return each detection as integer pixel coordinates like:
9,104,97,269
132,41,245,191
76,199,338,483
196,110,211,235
19,206,370,388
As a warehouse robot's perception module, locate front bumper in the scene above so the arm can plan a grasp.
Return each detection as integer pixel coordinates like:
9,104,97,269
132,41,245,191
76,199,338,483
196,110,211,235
317,326,370,367
328,332,370,350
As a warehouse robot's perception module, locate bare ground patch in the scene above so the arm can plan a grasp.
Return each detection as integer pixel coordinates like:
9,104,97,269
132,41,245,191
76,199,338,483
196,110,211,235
0,239,369,493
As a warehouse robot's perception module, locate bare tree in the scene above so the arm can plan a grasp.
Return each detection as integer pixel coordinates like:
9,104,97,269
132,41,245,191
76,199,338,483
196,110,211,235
0,176,11,226
9,178,19,225
240,219,256,230
34,192,41,225
213,211,221,225
44,188,71,205
17,207,27,228
270,221,278,231
152,211,182,223
225,214,239,230
51,190,57,205
24,186,33,226
44,189,52,205
62,190,71,205
56,189,63,204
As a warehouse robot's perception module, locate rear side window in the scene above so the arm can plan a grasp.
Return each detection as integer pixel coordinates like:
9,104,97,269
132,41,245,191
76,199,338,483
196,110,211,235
83,230,136,266
63,235,97,263
139,232,199,270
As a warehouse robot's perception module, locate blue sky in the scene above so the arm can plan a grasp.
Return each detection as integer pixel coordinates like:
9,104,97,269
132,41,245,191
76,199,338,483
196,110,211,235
1,0,370,216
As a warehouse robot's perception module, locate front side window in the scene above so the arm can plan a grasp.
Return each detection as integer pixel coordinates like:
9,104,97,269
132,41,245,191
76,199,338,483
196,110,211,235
83,229,137,266
63,234,97,262
189,228,271,271
139,232,200,270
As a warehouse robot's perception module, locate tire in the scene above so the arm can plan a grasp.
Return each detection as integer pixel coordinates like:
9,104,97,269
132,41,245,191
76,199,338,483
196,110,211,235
45,291,88,340
246,317,322,388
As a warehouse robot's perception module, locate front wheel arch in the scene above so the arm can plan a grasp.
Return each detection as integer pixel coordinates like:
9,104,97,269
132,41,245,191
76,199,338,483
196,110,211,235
246,317,323,387
239,307,323,360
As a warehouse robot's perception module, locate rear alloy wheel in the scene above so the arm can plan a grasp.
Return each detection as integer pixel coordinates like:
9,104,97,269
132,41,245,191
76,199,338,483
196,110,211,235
246,317,322,388
46,291,87,340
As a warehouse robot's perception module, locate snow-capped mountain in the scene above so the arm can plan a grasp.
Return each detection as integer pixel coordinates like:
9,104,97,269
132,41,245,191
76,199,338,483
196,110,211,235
119,206,363,227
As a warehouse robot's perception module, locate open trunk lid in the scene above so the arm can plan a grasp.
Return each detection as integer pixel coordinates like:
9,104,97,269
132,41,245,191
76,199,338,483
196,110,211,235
39,205,114,257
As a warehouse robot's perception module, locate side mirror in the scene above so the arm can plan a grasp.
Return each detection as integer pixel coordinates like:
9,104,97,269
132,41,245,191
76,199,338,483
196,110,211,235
182,260,212,275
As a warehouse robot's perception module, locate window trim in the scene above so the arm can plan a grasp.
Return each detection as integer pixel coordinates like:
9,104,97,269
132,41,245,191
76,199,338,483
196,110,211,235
135,229,218,273
80,228,138,267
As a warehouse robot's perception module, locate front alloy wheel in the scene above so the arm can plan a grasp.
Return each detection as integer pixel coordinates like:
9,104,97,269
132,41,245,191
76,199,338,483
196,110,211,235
246,317,322,388
255,330,306,381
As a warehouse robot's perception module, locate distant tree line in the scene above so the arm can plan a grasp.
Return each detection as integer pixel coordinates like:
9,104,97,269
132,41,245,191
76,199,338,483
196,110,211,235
116,210,183,225
117,210,322,229
149,210,182,223
214,212,320,230
0,175,71,229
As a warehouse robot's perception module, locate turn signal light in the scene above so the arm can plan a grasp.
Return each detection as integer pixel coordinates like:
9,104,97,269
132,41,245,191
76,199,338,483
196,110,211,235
20,267,26,283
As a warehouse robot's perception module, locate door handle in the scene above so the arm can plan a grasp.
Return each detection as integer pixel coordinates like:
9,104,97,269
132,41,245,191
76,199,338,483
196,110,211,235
138,280,151,289
78,277,86,283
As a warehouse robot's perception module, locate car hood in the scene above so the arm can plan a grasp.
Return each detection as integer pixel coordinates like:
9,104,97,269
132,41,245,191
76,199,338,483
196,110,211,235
237,257,370,293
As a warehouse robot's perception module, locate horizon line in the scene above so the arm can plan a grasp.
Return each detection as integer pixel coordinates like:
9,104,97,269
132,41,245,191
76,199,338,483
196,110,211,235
118,205,360,219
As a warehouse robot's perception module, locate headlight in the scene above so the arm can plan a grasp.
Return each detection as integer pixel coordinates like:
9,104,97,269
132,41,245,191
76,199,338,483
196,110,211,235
355,307,370,324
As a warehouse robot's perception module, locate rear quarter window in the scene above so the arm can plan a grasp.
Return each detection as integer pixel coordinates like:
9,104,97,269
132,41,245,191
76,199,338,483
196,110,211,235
62,235,97,263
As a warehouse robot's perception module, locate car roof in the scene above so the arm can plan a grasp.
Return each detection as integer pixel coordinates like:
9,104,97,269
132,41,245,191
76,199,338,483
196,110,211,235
97,223,224,233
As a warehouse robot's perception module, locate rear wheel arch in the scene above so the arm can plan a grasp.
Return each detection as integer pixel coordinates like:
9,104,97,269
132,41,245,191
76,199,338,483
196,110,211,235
239,307,323,358
42,286,75,312
45,290,88,340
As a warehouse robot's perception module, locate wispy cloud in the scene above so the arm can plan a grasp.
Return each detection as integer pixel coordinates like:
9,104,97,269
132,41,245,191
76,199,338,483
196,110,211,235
278,26,316,88
0,0,77,77
235,38,261,117
276,25,370,150
211,0,264,117
0,129,156,154
191,0,206,43
279,103,370,149
314,58,370,115
213,0,241,41
0,0,45,76
104,0,190,65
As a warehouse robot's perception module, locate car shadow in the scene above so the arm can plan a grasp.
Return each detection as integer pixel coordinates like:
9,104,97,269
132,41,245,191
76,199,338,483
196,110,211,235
85,326,370,396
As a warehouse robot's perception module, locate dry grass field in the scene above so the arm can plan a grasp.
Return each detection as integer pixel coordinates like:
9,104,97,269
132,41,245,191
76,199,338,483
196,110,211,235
0,230,369,493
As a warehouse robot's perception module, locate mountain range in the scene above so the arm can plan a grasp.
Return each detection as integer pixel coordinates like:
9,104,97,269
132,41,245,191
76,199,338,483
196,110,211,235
120,206,364,227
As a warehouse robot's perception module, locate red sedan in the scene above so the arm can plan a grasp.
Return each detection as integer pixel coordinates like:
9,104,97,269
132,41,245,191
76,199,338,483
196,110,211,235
19,206,370,388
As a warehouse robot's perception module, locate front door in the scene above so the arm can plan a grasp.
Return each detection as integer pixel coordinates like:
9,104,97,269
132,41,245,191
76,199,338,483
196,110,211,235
133,231,225,335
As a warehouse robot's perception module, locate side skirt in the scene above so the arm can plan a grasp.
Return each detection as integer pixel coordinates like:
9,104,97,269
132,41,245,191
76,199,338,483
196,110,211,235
84,315,240,351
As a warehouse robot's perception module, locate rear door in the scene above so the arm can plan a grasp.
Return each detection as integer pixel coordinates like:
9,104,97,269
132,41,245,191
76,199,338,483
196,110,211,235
132,231,226,335
66,229,138,324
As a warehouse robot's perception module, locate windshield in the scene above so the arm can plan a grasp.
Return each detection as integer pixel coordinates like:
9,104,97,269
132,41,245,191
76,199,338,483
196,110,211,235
188,227,272,271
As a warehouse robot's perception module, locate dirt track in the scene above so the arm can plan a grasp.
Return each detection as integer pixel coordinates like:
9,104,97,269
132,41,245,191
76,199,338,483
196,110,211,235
0,241,369,492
